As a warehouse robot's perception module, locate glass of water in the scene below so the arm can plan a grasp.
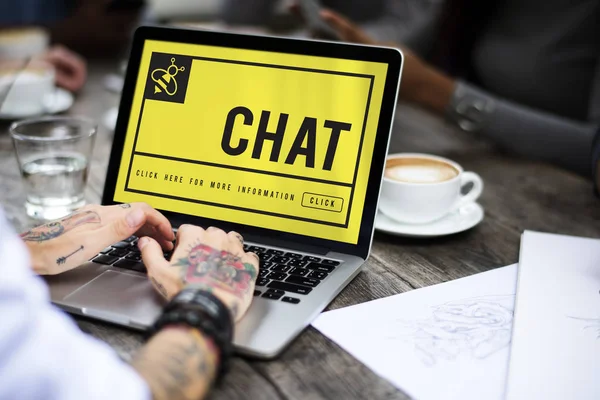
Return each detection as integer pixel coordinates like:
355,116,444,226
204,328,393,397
10,116,97,221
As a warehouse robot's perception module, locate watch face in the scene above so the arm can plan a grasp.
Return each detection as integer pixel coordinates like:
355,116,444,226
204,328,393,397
449,82,496,133
455,98,495,132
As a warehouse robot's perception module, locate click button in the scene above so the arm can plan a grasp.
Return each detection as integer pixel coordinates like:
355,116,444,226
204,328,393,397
301,193,344,213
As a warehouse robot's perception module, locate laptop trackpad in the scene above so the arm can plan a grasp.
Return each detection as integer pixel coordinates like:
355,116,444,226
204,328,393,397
64,270,164,327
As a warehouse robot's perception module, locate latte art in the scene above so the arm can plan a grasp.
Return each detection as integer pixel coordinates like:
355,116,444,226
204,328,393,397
385,158,458,183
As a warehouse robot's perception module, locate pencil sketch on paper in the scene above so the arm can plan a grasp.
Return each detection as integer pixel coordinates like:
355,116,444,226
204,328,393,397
387,295,514,367
568,316,600,339
568,290,600,339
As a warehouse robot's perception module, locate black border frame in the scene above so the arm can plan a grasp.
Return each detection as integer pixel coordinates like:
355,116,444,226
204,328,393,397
102,26,402,259
126,54,374,228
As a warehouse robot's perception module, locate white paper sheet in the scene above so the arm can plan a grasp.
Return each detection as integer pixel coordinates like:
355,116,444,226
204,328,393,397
506,232,600,400
312,265,517,400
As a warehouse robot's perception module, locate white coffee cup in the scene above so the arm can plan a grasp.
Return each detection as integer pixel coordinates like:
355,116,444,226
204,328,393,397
0,60,55,116
379,153,483,224
0,27,49,60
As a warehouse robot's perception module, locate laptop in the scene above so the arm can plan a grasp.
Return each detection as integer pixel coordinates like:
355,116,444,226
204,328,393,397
45,26,403,358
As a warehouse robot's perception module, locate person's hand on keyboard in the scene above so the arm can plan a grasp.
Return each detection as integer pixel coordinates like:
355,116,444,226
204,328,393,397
20,203,174,275
138,225,259,322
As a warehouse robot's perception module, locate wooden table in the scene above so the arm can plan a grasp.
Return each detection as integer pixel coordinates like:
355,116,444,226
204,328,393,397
1,62,599,400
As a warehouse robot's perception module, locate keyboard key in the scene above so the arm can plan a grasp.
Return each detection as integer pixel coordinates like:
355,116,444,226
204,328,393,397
111,241,130,249
269,261,281,269
281,296,300,304
268,281,312,295
243,244,251,251
266,288,285,295
266,249,285,255
306,262,335,273
125,253,142,261
303,256,322,263
289,267,309,277
124,236,137,243
109,249,128,257
262,292,283,300
271,256,291,264
99,247,112,254
271,264,291,273
285,252,303,259
266,272,287,281
114,259,146,273
258,269,270,279
253,290,262,297
258,261,269,270
288,259,308,268
315,265,335,273
128,245,141,254
248,245,266,253
92,255,119,265
256,278,270,287
322,259,341,266
258,253,273,262
308,271,328,280
286,276,320,288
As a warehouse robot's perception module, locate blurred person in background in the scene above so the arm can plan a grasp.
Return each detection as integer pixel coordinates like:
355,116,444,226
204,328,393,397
0,0,144,56
222,0,443,54
0,0,146,92
302,0,600,176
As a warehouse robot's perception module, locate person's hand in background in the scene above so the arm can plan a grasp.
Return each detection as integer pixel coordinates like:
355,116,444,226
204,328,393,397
20,203,174,275
41,45,87,92
139,224,259,322
313,8,456,114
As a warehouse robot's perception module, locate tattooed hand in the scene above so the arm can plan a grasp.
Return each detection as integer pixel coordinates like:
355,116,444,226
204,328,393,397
138,225,259,322
21,203,174,275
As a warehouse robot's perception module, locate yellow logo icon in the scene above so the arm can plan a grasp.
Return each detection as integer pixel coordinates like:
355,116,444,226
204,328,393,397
151,57,185,96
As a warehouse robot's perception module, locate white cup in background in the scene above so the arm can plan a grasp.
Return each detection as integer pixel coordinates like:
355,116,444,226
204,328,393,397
0,27,49,60
0,60,56,116
379,153,484,224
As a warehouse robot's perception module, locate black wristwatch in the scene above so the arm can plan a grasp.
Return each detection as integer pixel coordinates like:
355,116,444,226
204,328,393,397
146,289,234,383
446,80,496,133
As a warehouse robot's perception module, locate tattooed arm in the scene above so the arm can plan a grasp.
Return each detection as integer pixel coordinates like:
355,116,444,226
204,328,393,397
132,225,259,399
20,203,174,275
132,327,219,400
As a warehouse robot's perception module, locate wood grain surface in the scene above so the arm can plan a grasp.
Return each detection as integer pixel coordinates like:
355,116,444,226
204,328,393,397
1,62,598,400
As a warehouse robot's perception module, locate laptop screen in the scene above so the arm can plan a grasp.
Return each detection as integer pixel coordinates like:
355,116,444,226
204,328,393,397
112,38,390,245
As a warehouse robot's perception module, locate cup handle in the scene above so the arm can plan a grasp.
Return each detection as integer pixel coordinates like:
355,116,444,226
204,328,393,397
453,171,483,210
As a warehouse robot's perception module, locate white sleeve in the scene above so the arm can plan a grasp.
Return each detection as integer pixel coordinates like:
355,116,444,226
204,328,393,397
0,211,151,400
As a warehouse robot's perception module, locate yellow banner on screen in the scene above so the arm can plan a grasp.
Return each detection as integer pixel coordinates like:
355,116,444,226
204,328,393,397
114,40,388,244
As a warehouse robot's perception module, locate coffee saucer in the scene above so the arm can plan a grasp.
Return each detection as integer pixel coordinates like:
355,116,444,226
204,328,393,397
102,107,118,132
0,88,74,120
374,202,484,238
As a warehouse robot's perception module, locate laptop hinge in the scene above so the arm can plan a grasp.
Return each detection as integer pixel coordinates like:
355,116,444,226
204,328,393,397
244,233,331,256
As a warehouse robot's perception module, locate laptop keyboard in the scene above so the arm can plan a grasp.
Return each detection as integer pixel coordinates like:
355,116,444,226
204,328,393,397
245,244,341,304
91,236,159,274
91,237,342,305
